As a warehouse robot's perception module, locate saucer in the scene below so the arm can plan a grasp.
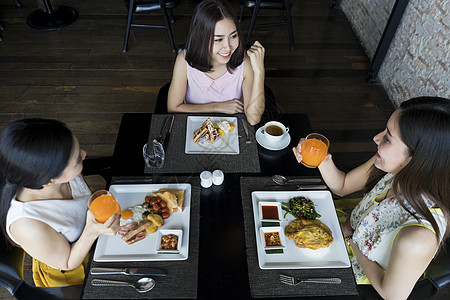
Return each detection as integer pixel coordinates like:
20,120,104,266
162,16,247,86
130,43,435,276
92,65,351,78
255,127,291,151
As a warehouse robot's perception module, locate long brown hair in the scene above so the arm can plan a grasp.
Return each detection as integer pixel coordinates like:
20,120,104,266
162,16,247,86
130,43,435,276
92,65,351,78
366,97,449,248
185,0,244,73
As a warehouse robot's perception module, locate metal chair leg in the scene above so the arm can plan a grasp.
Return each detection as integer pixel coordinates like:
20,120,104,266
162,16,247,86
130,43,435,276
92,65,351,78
122,0,135,53
159,0,176,53
246,0,261,47
284,0,294,50
239,5,245,23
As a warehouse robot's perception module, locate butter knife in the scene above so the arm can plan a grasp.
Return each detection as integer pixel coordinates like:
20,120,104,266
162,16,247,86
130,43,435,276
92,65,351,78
241,118,251,144
91,267,167,276
264,184,328,191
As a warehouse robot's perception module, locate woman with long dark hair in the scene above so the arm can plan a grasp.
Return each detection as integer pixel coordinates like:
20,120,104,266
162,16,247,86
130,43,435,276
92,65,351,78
167,0,265,125
0,118,119,287
293,97,449,299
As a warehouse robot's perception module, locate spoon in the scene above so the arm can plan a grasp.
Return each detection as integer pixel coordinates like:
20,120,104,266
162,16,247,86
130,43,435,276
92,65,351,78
272,175,322,186
91,277,155,293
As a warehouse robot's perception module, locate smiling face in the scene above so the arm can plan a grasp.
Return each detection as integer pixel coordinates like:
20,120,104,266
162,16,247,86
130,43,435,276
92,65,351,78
373,109,412,174
210,18,239,67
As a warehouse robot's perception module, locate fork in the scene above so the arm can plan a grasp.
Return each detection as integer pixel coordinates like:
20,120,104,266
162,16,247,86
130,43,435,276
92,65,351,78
279,274,341,285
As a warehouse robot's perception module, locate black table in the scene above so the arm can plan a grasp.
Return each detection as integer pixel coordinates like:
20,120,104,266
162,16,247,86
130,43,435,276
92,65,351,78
81,113,376,299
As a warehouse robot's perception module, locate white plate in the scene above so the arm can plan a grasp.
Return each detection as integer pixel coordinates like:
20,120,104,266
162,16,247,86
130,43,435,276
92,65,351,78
252,191,350,269
258,201,282,222
255,126,291,151
260,226,287,251
155,229,183,254
93,183,191,262
185,116,239,154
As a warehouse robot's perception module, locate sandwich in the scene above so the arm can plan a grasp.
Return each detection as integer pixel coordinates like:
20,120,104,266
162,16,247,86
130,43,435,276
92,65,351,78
153,189,185,213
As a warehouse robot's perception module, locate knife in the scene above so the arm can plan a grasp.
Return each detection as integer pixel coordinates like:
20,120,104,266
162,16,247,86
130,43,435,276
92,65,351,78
241,117,251,144
163,115,175,150
91,267,167,276
264,184,328,191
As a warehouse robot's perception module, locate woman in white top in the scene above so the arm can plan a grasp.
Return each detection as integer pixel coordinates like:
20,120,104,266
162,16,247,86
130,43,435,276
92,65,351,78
293,97,449,300
0,118,119,287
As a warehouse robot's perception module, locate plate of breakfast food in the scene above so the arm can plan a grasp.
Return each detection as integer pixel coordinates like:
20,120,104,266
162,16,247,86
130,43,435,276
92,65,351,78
185,116,239,154
93,183,191,262
251,190,350,269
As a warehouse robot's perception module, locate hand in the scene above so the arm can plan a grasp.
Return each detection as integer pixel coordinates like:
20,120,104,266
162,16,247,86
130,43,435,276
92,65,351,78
215,99,244,114
85,210,120,237
246,41,265,75
292,138,305,163
342,216,354,238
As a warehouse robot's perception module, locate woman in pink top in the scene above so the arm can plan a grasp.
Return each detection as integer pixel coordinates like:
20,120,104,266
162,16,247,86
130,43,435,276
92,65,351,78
167,0,265,125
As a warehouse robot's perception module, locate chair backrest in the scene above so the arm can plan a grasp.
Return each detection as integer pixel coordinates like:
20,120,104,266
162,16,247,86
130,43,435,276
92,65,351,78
0,235,25,296
424,237,450,290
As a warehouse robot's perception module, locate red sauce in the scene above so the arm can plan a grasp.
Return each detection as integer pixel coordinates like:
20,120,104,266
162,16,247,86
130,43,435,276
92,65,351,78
262,205,279,219
264,232,281,247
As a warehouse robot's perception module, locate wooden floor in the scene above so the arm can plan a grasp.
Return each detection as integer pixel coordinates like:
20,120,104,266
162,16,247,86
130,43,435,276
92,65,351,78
1,0,447,299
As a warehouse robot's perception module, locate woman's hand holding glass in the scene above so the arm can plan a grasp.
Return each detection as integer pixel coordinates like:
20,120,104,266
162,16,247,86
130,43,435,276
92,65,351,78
85,209,120,237
293,134,331,168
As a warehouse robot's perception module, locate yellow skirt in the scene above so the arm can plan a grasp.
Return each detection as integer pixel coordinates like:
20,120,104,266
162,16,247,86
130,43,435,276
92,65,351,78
32,254,89,287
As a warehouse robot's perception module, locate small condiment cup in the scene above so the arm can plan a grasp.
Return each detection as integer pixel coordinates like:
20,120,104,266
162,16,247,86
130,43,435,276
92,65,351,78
262,121,289,143
200,171,213,188
212,170,224,185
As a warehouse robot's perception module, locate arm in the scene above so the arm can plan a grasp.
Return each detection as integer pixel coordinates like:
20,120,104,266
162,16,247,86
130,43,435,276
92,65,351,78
9,210,119,270
167,52,244,114
349,226,438,300
293,139,375,196
242,41,265,125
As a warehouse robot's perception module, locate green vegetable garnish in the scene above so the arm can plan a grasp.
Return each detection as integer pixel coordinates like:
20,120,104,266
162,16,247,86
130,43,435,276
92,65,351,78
281,196,321,220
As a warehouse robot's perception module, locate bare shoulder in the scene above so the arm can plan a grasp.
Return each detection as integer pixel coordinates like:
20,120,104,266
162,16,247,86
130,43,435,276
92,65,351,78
10,217,54,244
395,225,438,257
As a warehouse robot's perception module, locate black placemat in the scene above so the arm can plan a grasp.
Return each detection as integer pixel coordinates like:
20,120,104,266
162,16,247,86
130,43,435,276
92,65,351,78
82,176,200,299
144,114,260,174
240,177,358,298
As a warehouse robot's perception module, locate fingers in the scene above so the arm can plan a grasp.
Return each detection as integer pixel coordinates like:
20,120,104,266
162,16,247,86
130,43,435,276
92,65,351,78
292,138,306,163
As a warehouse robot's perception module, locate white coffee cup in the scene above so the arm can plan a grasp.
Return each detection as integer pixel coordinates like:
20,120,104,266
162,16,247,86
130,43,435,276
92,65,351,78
212,170,224,185
262,121,289,143
200,171,213,188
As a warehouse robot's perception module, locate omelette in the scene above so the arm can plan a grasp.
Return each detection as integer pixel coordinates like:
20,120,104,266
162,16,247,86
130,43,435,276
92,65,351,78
285,219,334,250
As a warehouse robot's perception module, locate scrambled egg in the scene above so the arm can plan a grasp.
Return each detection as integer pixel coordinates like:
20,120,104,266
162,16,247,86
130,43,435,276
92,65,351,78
285,219,334,250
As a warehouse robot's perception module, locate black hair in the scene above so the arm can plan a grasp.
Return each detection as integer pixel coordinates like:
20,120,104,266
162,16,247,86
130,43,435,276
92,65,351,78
0,118,73,239
185,0,245,72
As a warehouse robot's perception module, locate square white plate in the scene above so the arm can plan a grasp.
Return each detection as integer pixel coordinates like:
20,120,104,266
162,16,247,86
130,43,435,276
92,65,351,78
251,191,350,269
260,226,286,251
258,201,282,222
155,229,183,254
185,116,239,154
93,183,191,262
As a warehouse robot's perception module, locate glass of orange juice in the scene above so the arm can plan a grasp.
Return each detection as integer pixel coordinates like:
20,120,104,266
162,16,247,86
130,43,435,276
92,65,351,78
301,133,330,168
88,190,121,223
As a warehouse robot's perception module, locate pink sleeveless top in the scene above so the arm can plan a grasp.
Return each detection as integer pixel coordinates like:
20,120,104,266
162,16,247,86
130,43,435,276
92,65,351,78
185,60,244,104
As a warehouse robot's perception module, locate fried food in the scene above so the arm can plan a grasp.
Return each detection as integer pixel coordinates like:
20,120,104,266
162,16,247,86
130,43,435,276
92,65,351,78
152,190,178,213
147,213,164,227
193,118,220,143
285,219,333,250
157,189,185,212
145,222,158,234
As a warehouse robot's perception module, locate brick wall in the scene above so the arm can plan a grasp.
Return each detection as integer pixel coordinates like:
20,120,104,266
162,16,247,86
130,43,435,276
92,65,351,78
340,0,449,106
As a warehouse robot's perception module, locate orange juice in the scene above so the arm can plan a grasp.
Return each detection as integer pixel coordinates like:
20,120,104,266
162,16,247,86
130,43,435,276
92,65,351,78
89,194,121,223
301,134,329,168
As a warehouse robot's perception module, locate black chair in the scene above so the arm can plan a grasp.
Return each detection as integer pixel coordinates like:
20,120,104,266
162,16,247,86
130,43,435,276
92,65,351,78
122,0,180,53
27,0,78,30
239,0,295,50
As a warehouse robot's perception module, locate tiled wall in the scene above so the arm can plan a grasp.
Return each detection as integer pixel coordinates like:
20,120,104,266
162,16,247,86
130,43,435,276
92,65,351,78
340,0,449,106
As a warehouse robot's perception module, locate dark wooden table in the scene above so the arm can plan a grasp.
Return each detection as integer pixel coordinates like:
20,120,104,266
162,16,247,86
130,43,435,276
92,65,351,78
82,113,378,299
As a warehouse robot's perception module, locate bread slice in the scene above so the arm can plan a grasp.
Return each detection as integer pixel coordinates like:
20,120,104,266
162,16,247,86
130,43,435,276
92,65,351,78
152,190,178,213
157,189,185,212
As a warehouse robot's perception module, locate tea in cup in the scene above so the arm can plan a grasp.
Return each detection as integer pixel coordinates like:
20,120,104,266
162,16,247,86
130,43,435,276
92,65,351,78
301,133,330,168
262,121,289,143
